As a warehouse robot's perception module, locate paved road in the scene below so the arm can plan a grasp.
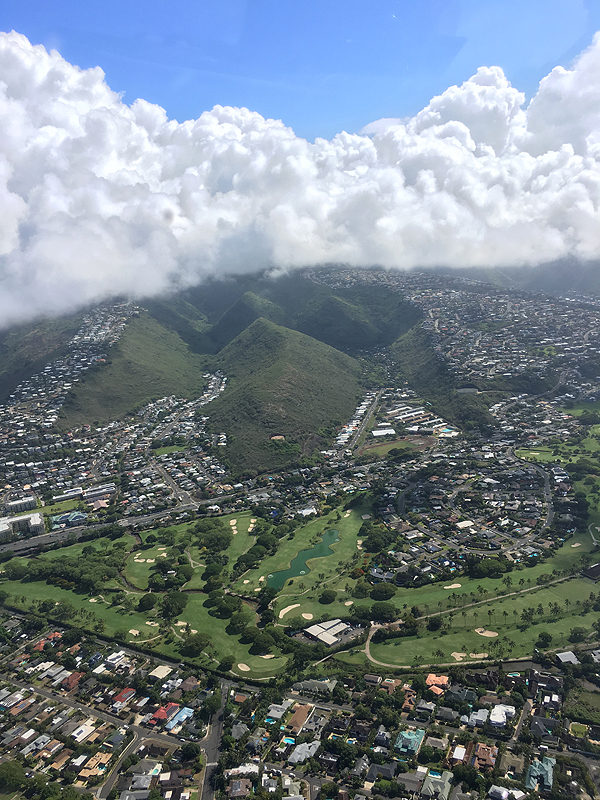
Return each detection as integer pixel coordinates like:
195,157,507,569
97,730,140,799
512,699,532,741
350,390,383,451
200,680,230,800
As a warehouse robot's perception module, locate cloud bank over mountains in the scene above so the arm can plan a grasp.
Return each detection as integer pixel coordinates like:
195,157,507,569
1,31,600,327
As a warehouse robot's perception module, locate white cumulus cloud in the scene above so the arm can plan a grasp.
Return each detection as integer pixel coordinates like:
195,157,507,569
1,30,600,327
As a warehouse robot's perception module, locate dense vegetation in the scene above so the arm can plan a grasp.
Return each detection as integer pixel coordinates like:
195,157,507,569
391,326,495,432
208,318,362,474
60,313,209,426
0,314,82,402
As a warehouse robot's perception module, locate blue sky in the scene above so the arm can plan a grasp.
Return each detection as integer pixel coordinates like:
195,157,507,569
2,0,600,140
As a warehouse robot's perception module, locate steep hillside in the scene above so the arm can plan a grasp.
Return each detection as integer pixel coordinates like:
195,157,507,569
294,283,421,351
391,325,494,432
209,292,285,348
208,318,362,475
143,297,216,354
59,313,210,427
0,314,82,402
190,272,423,352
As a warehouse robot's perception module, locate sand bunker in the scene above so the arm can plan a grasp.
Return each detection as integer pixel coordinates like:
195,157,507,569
134,558,145,563
470,652,488,658
146,621,159,627
191,629,197,634
475,627,498,637
344,600,353,606
146,558,155,563
250,518,257,523
176,621,187,626
444,583,462,589
229,520,237,526
261,654,275,659
279,604,300,619
160,553,167,557
572,542,581,548
89,598,97,603
357,539,363,550
451,652,466,661
259,576,265,582
158,546,166,550
243,580,250,584
344,511,351,517
254,588,261,592
129,629,139,636
237,663,250,672
302,613,313,620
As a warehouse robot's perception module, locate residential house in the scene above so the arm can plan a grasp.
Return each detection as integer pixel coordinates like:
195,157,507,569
526,757,555,793
420,770,453,800
472,743,498,770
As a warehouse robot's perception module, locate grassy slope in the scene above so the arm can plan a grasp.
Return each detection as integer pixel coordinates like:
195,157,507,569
391,325,495,431
209,292,286,348
293,284,422,352
1,519,289,680
0,314,83,401
59,313,210,426
208,317,362,474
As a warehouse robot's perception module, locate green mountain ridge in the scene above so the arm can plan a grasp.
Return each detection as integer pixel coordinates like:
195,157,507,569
208,317,362,474
0,272,429,473
0,315,83,402
209,292,286,348
60,314,210,427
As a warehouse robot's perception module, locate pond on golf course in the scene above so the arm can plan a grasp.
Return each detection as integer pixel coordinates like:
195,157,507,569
266,529,340,589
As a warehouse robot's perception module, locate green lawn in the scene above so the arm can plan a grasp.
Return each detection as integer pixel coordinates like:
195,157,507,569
357,438,417,459
367,577,598,667
0,491,595,680
517,423,600,465
155,592,288,679
1,580,150,638
330,527,594,622
233,506,368,607
41,498,84,516
222,513,259,567
38,534,135,561
564,690,600,725
153,445,188,456
559,401,600,415
570,722,588,737
514,447,556,463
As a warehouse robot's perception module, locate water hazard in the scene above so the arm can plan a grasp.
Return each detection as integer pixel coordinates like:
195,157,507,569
266,529,340,589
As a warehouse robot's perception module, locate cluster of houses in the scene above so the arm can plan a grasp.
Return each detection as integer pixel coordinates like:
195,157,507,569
8,632,211,742
216,660,588,800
